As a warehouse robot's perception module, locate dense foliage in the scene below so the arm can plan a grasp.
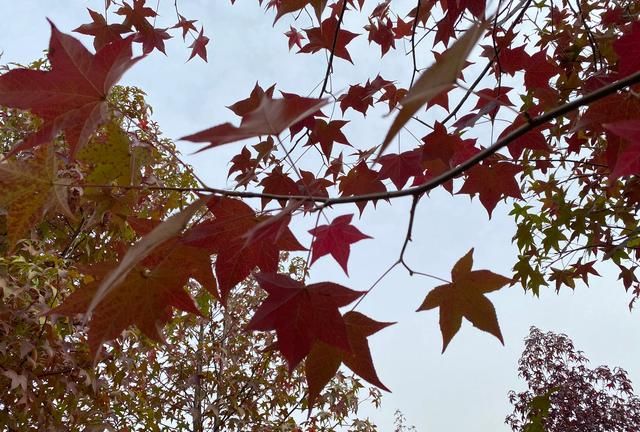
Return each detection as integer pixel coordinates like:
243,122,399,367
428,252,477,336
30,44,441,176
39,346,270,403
506,327,640,432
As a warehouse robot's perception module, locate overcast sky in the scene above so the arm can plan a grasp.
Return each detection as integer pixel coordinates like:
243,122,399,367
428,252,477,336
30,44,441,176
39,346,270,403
1,1,639,431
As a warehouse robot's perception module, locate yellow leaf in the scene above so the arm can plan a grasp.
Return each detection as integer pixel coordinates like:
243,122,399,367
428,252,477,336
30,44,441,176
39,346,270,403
0,147,56,248
78,121,132,186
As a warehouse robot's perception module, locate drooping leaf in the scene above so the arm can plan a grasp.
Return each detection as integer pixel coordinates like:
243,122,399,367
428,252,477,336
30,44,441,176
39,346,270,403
274,0,327,23
182,197,305,302
285,26,306,50
417,248,511,352
86,198,206,316
181,95,328,151
366,18,395,57
247,272,364,370
172,14,197,39
0,21,142,157
305,311,392,406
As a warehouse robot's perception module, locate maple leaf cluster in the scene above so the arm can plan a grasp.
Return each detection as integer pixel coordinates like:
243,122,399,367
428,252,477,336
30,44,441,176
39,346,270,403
76,1,209,59
1,0,640,423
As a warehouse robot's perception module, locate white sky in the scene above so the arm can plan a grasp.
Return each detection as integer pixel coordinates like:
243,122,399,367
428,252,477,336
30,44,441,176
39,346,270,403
1,1,639,431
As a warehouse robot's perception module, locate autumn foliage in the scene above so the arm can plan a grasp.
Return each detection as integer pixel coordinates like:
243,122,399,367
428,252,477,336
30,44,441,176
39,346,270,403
1,0,640,428
507,327,640,432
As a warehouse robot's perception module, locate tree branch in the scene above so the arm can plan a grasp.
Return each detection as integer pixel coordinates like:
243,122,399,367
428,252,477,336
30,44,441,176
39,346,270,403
71,69,640,208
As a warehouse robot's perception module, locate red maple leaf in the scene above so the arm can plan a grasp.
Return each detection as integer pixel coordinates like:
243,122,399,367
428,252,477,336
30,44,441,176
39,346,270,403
172,14,197,39
116,0,171,54
379,84,407,111
0,21,141,157
296,170,333,210
74,8,130,50
274,0,309,21
228,83,276,117
460,0,486,18
187,28,210,62
614,22,640,77
116,0,156,30
434,12,456,46
501,120,550,158
524,51,560,90
51,261,200,357
604,120,640,181
181,94,327,151
247,272,364,370
305,311,392,406
393,17,414,39
458,159,523,217
377,149,423,189
134,25,172,54
339,76,391,116
408,0,435,25
307,119,351,159
422,122,479,167
491,44,530,76
285,26,306,50
473,87,514,121
370,0,391,18
366,18,395,57
578,93,640,132
338,162,387,213
182,197,305,302
258,166,299,208
325,153,345,181
340,84,375,116
299,17,359,63
274,0,327,22
308,214,372,274
228,146,259,187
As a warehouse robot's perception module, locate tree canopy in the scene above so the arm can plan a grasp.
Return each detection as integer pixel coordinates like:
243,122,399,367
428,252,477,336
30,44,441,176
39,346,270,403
507,327,640,432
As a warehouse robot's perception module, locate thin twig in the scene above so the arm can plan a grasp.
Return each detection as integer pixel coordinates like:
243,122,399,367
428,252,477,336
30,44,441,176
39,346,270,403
319,1,348,97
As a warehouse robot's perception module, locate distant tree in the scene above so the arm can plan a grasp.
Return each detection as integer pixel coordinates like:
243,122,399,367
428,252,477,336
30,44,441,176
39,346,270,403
506,327,640,432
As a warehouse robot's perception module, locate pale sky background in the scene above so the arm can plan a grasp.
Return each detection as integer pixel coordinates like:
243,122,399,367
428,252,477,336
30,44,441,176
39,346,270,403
1,1,639,431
